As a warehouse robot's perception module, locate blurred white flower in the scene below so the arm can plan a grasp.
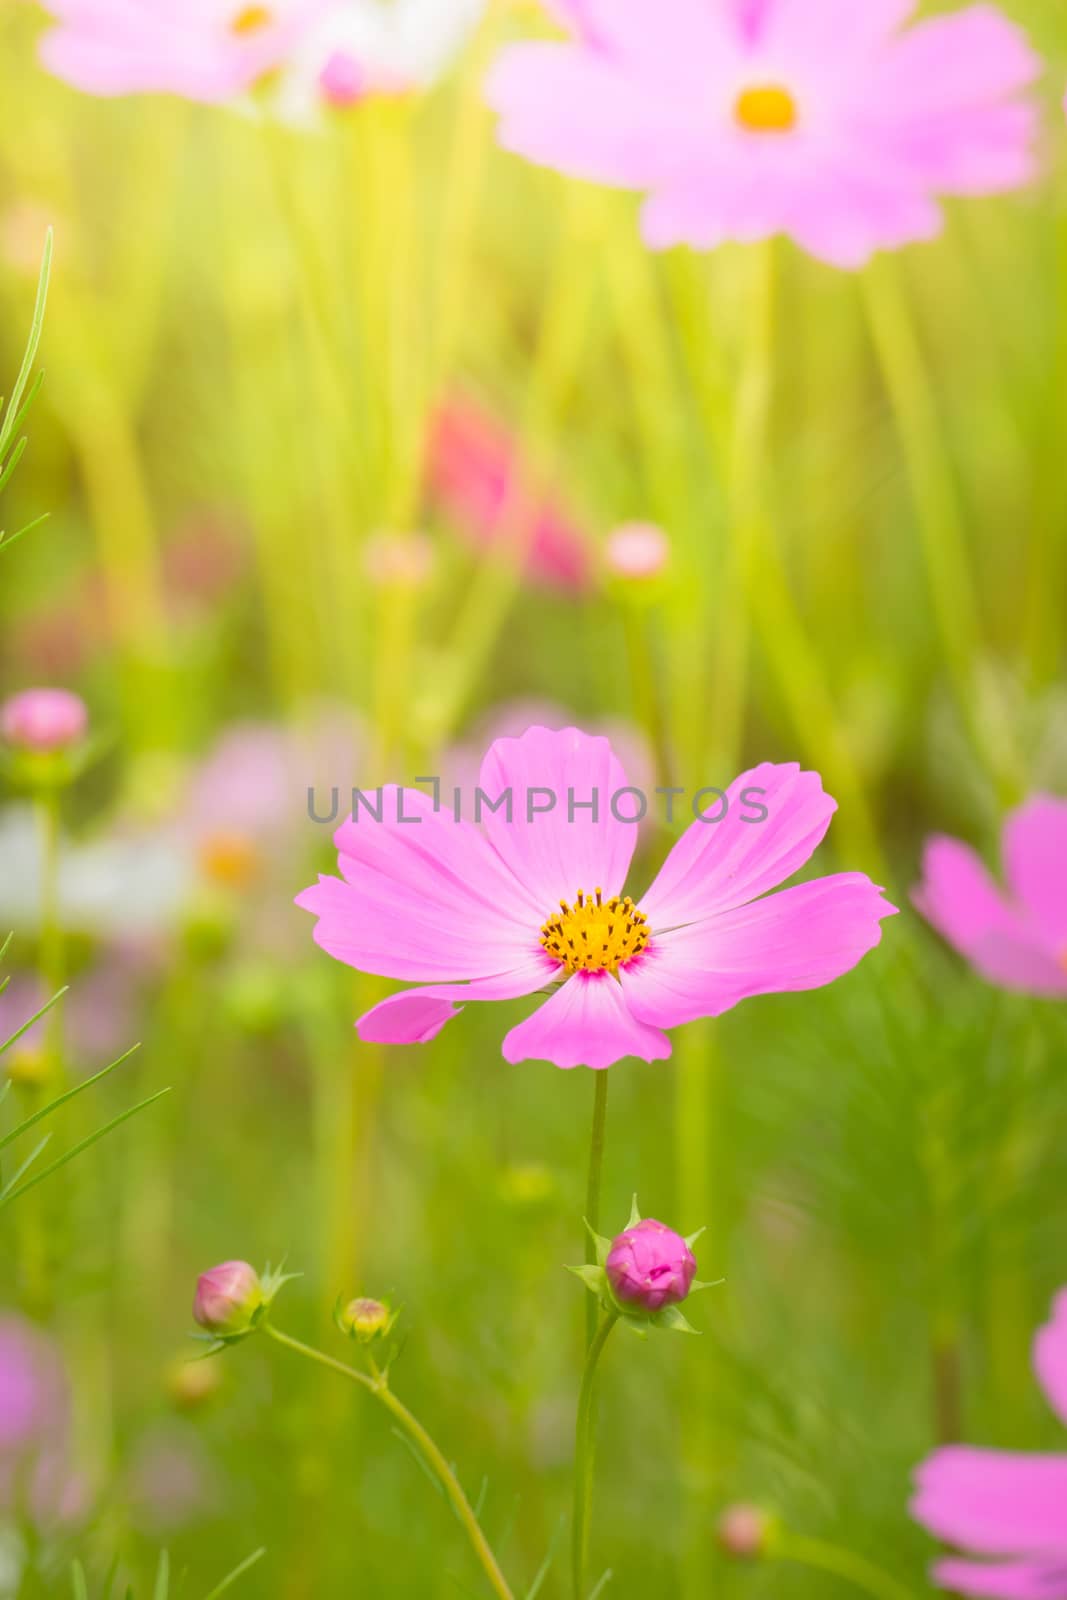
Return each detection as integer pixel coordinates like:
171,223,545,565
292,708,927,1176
277,0,486,122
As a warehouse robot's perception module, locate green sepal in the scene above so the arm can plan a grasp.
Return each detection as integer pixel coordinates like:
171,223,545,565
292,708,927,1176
567,1263,608,1298
583,1219,613,1269
650,1304,699,1335
625,1194,642,1228
689,1276,726,1295
684,1225,706,1249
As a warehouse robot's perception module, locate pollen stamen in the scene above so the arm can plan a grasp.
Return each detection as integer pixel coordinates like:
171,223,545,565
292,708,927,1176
734,83,798,133
540,887,650,975
231,4,272,34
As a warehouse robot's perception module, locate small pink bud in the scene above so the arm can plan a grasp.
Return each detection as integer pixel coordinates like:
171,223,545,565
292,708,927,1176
318,50,367,109
604,522,670,582
1,688,88,753
605,1218,696,1314
716,1504,772,1559
193,1261,262,1337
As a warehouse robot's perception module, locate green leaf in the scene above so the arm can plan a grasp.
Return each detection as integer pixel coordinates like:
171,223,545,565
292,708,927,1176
202,1549,267,1600
0,1086,170,1209
0,1133,53,1201
0,1043,140,1152
651,1305,699,1335
566,1263,607,1297
153,1550,170,1600
0,228,51,468
70,1563,89,1600
0,986,69,1065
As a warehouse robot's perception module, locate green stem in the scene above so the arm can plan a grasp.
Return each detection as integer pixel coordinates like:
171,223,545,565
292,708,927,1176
571,1312,618,1600
264,1325,515,1600
775,1532,918,1600
584,1073,609,1349
862,261,1017,803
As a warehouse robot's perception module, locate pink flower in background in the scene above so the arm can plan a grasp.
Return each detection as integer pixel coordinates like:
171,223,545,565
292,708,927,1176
913,797,1067,997
297,725,895,1069
1,688,87,753
912,1290,1067,1598
0,1315,81,1524
487,0,1040,268
38,0,328,103
428,398,593,593
604,522,670,583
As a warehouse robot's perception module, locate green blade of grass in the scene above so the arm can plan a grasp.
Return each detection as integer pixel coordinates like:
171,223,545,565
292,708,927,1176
0,228,52,466
202,1548,267,1600
153,1549,170,1600
70,1563,89,1600
0,1042,140,1153
0,986,69,1065
0,1086,170,1208
0,1132,53,1200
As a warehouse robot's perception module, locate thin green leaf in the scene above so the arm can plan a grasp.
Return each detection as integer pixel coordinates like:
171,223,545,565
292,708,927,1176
0,1042,140,1153
0,932,12,963
0,1086,170,1208
586,1570,613,1600
524,1518,564,1600
153,1549,170,1600
0,986,69,1065
0,511,50,555
201,1548,266,1600
0,228,51,465
0,435,27,498
70,1563,89,1600
0,1133,52,1200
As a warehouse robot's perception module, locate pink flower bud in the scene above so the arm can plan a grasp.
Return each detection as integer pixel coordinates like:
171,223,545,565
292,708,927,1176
193,1261,262,1337
604,522,670,582
605,1218,696,1314
319,51,367,109
1,688,88,753
716,1504,772,1559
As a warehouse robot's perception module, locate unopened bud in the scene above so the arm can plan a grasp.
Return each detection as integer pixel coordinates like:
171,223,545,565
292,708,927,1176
193,1261,262,1338
1,688,88,754
716,1504,773,1560
338,1296,392,1343
606,1218,696,1314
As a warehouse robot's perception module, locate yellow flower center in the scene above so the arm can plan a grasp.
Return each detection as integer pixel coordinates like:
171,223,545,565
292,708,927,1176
734,84,798,133
231,5,273,35
540,888,650,975
198,831,262,889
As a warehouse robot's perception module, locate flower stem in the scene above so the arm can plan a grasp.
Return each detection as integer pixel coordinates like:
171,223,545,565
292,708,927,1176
263,1325,515,1600
571,1312,618,1600
775,1531,918,1600
584,1072,609,1348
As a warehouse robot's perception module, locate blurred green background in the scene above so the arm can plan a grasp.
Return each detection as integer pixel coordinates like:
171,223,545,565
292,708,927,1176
1,1,1066,1594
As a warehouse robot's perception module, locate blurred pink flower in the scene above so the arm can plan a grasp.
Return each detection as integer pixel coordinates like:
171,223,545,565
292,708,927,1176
912,1290,1067,1598
297,725,895,1068
428,399,593,593
38,0,329,103
1,688,87,753
606,1218,696,1312
913,797,1067,997
0,959,141,1067
0,1314,82,1524
604,522,670,582
487,0,1040,268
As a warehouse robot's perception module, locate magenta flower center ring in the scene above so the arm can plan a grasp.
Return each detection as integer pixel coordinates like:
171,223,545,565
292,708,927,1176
734,84,798,133
230,4,272,34
539,888,650,976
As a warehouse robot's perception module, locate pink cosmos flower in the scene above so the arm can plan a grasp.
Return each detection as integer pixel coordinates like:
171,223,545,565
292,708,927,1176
0,1314,82,1524
38,0,328,104
913,796,1067,997
428,398,593,593
296,725,895,1069
486,0,1041,269
606,1218,696,1312
911,1290,1067,1598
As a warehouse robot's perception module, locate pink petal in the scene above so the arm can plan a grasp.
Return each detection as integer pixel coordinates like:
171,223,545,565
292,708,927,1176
501,971,671,1070
622,874,896,1028
752,0,915,65
640,763,837,930
356,957,557,1045
296,786,543,982
871,6,1041,116
478,726,638,915
486,44,695,188
931,1559,1067,1599
1003,797,1067,952
574,0,736,74
1034,1290,1067,1429
912,1447,1067,1556
913,835,1067,995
